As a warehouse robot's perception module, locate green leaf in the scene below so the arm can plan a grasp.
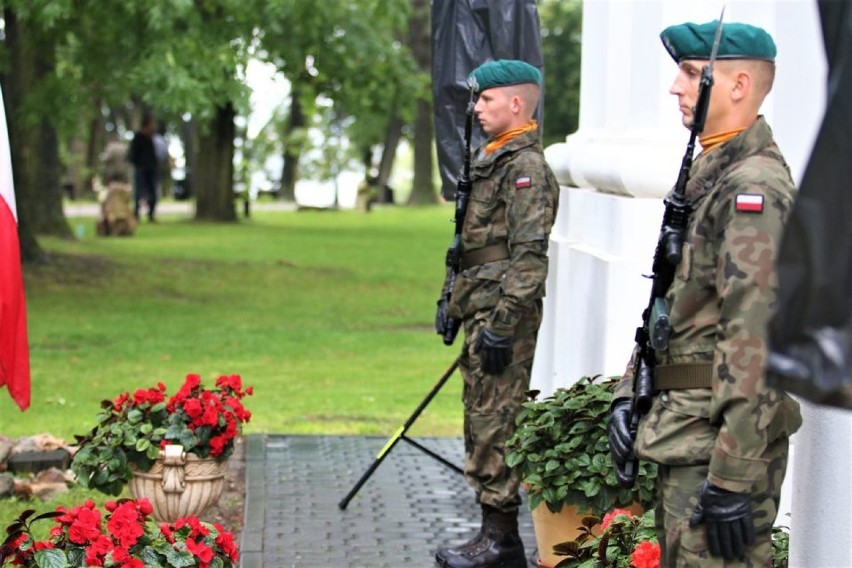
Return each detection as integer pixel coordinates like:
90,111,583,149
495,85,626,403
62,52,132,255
34,548,67,568
136,438,152,452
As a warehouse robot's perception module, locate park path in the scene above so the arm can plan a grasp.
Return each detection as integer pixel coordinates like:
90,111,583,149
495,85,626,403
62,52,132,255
63,200,297,218
239,435,539,568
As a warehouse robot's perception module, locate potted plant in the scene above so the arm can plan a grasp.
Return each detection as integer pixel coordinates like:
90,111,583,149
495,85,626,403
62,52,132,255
554,509,791,568
0,497,239,567
71,373,252,521
552,508,659,568
505,375,657,567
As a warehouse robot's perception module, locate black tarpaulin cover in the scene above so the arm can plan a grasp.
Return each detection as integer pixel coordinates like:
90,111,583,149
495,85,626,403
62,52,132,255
767,0,852,408
431,0,544,200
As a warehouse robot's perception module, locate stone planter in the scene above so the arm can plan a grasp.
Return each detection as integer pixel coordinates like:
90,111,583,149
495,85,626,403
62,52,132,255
129,445,227,523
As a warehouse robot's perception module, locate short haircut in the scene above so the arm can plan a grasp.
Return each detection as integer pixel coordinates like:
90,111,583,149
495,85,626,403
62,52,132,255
717,59,776,101
506,83,541,117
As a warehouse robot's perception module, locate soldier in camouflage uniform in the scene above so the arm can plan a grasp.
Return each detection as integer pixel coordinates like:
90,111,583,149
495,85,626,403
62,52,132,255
608,22,803,567
434,59,560,568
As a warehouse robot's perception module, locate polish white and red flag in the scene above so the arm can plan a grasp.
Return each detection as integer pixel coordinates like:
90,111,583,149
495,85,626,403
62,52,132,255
0,86,31,411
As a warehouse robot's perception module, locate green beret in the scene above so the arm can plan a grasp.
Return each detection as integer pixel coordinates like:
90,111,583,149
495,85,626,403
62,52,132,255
660,21,777,62
468,59,541,93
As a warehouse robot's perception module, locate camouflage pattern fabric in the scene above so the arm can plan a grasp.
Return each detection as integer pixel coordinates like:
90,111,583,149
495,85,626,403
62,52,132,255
444,128,559,512
615,117,802,562
655,434,788,567
446,129,559,337
460,304,542,511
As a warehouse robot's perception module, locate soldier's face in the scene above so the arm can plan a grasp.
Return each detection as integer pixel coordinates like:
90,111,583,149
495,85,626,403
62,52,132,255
474,88,514,136
670,60,705,129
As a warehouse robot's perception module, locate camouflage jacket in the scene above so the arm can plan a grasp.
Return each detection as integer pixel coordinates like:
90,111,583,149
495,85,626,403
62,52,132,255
616,117,803,493
445,129,560,337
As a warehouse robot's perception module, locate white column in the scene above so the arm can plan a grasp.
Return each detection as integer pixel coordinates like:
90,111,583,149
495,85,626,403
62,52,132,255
532,0,852,565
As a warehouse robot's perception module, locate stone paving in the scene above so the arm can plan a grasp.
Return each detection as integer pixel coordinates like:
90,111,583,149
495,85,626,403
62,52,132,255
239,434,539,568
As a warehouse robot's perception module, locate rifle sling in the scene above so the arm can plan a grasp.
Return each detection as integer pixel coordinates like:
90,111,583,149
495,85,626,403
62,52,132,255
460,243,510,271
654,363,713,390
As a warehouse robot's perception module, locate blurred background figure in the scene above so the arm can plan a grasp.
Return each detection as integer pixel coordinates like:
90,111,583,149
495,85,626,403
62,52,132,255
152,123,173,199
96,131,137,236
767,0,852,408
128,116,159,222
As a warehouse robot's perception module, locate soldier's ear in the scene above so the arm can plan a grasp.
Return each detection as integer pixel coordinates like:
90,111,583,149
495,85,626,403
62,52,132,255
510,95,521,114
730,70,752,103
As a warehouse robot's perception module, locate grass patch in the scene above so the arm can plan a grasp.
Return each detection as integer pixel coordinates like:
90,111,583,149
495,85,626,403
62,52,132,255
3,205,464,436
0,206,465,527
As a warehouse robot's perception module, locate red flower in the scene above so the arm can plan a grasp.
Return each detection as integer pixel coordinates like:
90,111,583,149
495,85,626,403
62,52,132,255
85,534,113,565
202,404,221,428
113,392,130,410
136,498,153,517
209,434,228,457
182,398,203,420
32,541,55,551
186,537,215,564
106,501,144,549
631,540,661,568
159,523,175,543
601,508,633,530
132,385,166,405
214,524,239,561
67,506,102,544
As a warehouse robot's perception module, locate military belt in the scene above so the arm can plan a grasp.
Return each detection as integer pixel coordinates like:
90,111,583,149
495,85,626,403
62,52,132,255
460,243,510,271
654,363,713,390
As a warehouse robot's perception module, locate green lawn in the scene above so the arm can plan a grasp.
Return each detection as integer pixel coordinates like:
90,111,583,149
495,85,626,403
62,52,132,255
0,205,466,529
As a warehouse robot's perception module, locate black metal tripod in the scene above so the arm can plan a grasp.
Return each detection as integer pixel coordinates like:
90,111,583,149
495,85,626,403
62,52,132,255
338,358,464,510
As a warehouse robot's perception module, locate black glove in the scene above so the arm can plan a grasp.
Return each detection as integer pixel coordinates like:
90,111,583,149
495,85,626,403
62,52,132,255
474,328,513,375
607,398,636,488
435,295,450,336
689,480,755,560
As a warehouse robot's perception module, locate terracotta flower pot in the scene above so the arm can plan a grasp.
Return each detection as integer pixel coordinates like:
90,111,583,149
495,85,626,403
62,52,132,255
531,503,589,568
129,445,227,523
531,501,645,568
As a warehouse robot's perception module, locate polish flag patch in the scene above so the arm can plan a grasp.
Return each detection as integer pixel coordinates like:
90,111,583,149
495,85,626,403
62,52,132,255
515,176,532,189
735,193,764,213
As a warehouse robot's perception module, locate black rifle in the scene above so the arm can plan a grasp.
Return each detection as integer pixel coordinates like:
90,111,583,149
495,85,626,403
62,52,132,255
622,15,725,485
440,87,477,346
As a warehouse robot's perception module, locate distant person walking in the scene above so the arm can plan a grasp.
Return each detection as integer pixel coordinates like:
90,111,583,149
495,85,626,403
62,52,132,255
128,116,158,222
152,123,172,198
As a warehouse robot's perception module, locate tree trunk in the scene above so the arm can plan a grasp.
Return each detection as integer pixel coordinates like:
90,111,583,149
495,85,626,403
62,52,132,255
407,0,437,205
181,118,197,199
377,114,403,191
408,98,436,205
2,8,67,264
194,103,237,221
278,84,306,203
83,104,105,197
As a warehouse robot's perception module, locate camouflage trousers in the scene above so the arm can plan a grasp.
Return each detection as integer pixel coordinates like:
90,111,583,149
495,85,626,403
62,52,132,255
654,435,790,567
459,302,542,513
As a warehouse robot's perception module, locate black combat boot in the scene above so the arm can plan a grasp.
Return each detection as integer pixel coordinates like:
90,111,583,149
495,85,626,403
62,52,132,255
435,506,526,568
435,505,492,565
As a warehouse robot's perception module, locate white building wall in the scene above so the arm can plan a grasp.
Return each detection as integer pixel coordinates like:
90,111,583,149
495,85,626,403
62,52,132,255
531,1,851,565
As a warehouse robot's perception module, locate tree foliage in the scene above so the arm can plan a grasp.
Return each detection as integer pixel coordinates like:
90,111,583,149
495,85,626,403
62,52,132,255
0,0,581,259
540,0,582,148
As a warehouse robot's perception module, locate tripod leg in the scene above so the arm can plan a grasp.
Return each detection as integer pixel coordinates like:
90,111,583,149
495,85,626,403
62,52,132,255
338,358,460,510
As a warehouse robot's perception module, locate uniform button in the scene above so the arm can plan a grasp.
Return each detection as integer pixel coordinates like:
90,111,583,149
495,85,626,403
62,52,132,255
661,392,670,403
